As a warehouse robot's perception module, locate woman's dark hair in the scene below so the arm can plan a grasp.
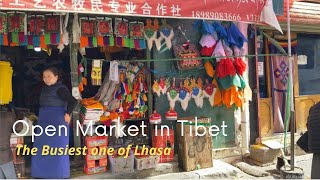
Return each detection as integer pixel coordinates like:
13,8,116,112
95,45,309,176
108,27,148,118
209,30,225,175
43,66,60,77
43,66,63,82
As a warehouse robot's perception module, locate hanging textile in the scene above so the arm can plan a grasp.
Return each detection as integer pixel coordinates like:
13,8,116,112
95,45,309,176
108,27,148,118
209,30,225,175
0,61,13,105
271,55,289,133
129,21,146,49
159,19,174,49
28,15,45,36
144,19,160,51
0,12,7,46
97,17,114,47
114,18,129,48
44,14,61,46
91,60,102,86
80,17,97,48
7,12,26,46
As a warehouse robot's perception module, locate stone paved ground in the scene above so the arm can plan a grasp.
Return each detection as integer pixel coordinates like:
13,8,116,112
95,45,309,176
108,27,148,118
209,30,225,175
25,154,313,179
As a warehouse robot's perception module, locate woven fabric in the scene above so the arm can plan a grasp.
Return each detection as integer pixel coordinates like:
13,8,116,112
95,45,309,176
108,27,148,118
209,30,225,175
8,13,25,33
45,15,60,33
0,13,7,34
28,15,45,35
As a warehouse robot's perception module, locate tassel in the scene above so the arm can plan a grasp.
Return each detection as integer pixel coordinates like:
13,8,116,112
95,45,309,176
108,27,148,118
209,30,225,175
124,37,130,47
116,37,122,46
51,33,57,44
45,33,51,44
109,36,114,46
56,33,60,44
134,39,139,49
103,36,109,46
40,35,46,48
18,32,25,45
33,35,40,47
139,39,146,49
97,36,104,46
88,36,93,47
7,32,12,44
11,32,18,43
129,39,135,49
0,34,3,45
28,35,33,45
3,34,8,46
80,36,88,48
92,36,97,47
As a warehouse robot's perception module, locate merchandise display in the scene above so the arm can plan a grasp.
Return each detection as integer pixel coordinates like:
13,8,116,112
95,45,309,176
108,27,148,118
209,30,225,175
0,10,261,177
0,61,13,105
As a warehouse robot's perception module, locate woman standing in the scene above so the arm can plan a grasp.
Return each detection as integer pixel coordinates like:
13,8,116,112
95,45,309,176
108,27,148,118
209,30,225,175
307,102,320,179
31,67,77,179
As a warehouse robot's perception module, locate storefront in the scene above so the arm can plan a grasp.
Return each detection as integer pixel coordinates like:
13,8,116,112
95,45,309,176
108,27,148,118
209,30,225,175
0,0,281,178
257,0,320,141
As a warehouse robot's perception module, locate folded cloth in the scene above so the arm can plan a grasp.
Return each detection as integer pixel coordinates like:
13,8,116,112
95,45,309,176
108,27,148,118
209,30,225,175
199,34,216,48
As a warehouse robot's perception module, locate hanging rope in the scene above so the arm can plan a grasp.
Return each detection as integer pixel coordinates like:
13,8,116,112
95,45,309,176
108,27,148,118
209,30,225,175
82,53,284,63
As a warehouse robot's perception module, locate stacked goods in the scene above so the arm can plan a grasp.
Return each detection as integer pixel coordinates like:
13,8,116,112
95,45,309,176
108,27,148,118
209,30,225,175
152,129,174,163
84,136,108,175
80,99,104,124
10,134,25,178
0,61,13,105
108,149,134,175
133,146,160,170
176,117,213,171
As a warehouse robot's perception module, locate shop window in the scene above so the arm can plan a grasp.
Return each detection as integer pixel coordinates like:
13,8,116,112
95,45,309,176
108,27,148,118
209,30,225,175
297,33,320,95
297,34,316,69
273,0,284,15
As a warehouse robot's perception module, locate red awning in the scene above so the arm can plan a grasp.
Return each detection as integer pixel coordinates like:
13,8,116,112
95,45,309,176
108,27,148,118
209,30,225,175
0,0,282,31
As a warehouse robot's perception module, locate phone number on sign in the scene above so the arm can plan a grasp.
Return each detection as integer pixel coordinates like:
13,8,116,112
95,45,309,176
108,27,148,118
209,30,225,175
192,11,242,21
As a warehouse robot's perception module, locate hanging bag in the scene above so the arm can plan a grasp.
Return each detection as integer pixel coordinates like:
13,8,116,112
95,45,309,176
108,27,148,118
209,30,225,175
173,42,202,71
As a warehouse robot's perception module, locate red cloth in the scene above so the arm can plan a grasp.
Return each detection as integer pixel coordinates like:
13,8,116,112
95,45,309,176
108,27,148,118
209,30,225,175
216,58,236,78
200,43,217,57
233,58,247,76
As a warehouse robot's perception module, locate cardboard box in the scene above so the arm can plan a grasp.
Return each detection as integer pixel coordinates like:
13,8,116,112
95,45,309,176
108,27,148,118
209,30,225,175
108,150,134,175
85,154,107,161
152,129,174,163
11,147,25,164
84,165,106,175
10,136,23,148
87,146,108,155
176,117,213,171
85,136,108,148
134,155,160,170
85,158,108,168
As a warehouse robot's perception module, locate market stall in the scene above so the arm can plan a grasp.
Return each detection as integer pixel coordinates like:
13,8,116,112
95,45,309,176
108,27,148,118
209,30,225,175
0,0,283,178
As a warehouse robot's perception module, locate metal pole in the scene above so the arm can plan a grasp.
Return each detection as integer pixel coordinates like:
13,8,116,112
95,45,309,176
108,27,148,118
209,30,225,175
254,25,261,144
286,0,295,171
